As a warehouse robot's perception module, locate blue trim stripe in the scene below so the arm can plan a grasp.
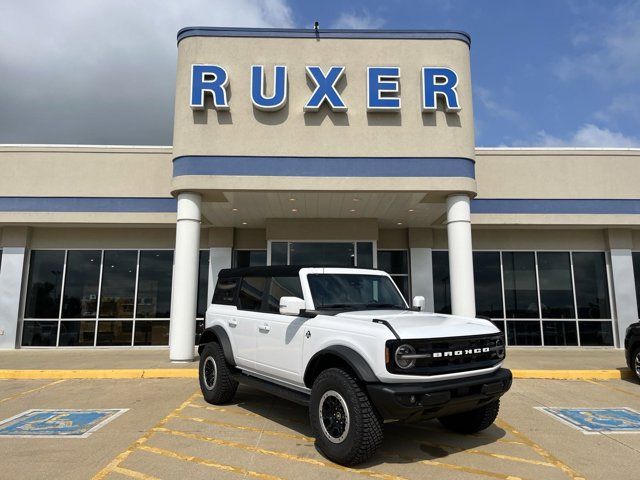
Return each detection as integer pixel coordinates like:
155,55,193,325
471,199,640,215
177,27,471,46
173,155,475,179
0,197,177,213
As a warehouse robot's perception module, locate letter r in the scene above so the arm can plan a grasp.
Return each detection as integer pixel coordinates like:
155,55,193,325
191,64,230,110
422,67,461,112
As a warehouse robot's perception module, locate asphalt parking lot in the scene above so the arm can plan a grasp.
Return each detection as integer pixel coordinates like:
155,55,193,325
1,376,639,480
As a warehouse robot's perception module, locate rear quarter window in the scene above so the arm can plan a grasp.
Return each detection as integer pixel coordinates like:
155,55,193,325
212,277,239,305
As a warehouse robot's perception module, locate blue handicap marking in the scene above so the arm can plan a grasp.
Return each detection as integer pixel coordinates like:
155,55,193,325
0,409,127,437
538,407,640,434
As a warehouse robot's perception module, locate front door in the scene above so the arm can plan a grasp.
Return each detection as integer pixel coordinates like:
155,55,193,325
254,276,308,385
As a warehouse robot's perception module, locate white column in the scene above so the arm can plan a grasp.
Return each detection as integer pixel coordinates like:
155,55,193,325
409,248,434,312
446,194,476,317
0,227,29,349
208,247,232,304
170,192,202,361
609,249,639,348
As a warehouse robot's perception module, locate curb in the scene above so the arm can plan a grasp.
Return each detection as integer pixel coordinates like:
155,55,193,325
0,368,633,381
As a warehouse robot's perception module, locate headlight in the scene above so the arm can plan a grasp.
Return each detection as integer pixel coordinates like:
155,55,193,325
395,344,417,369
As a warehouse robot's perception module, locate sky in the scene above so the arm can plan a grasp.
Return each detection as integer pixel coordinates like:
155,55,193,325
1,0,639,147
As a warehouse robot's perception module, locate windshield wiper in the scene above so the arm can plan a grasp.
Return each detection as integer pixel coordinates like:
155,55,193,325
363,303,407,310
318,303,356,310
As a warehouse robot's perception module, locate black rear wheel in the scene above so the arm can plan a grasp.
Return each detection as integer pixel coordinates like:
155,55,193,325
198,342,238,404
438,400,500,434
309,368,383,466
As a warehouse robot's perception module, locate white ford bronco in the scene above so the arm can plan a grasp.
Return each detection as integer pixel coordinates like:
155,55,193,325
198,266,511,465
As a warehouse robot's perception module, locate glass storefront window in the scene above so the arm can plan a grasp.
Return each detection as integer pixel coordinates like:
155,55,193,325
572,252,611,319
578,321,614,346
21,321,58,346
234,250,267,268
473,252,503,318
270,242,287,265
62,250,101,318
289,242,355,266
377,250,409,301
538,252,574,319
634,252,640,314
432,251,451,314
134,320,170,346
356,242,374,269
96,320,133,346
542,320,578,346
25,250,65,318
196,250,209,319
136,251,173,318
506,320,542,346
59,321,96,347
503,252,539,318
99,251,137,318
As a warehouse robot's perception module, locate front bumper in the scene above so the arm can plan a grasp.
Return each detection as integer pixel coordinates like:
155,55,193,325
366,368,512,421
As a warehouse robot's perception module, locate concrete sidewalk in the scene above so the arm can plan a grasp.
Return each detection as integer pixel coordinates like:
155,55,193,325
0,347,633,380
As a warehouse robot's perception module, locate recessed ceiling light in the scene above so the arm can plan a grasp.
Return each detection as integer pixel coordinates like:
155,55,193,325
291,208,298,212
241,221,247,225
289,197,296,202
349,208,356,213
397,222,403,225
352,198,360,202
408,208,415,213
231,208,238,212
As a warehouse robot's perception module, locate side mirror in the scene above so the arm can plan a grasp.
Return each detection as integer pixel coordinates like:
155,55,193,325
279,296,306,316
412,296,426,311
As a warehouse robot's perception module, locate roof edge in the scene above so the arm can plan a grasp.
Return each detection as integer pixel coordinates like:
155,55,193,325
177,27,471,47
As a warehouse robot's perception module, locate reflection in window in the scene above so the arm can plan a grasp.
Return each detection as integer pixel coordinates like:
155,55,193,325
289,242,355,267
59,321,96,346
96,320,133,346
21,321,58,346
196,250,209,318
578,321,614,346
25,250,65,318
234,250,267,268
377,250,410,301
271,242,287,265
506,320,542,346
238,277,266,311
573,253,611,319
542,320,578,346
473,252,503,318
503,252,539,318
99,251,137,318
136,251,173,318
267,276,304,313
356,242,374,268
134,320,170,346
634,252,640,314
538,252,574,319
432,251,451,314
62,251,101,318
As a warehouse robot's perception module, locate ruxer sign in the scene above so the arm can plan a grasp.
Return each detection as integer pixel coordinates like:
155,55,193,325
190,65,461,113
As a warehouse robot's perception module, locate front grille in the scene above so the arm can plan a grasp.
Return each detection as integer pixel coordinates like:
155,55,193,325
386,333,505,376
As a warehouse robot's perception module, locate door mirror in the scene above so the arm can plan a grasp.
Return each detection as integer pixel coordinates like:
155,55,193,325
279,296,306,316
412,296,426,311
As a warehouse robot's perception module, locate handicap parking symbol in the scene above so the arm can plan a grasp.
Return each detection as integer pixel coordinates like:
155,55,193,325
536,407,640,434
0,409,128,438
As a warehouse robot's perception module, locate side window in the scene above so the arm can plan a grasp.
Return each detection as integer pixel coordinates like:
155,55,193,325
238,277,267,311
212,278,238,306
266,276,304,313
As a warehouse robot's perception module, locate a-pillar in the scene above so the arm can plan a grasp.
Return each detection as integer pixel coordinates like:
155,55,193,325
446,194,476,317
170,192,202,361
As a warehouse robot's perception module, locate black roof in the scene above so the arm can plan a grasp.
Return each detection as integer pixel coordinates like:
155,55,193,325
218,265,380,278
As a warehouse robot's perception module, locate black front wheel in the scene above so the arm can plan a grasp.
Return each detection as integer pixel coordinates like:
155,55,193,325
198,342,238,404
632,347,640,382
438,400,500,434
309,368,383,466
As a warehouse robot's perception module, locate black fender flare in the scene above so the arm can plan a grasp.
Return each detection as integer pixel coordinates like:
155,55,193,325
304,345,379,387
199,326,236,367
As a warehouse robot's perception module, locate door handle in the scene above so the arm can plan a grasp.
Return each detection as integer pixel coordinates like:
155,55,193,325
259,323,271,333
228,319,238,327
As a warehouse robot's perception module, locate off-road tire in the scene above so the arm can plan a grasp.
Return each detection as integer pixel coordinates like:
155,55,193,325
199,342,238,404
632,346,640,382
309,368,383,466
438,399,500,434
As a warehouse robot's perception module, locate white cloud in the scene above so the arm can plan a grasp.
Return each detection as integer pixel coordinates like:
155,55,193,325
474,86,523,123
530,124,640,148
0,0,294,144
332,10,385,29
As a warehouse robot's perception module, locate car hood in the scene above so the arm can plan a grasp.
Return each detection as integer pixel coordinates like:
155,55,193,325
334,309,500,340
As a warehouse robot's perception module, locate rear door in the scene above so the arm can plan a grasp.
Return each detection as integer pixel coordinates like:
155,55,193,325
232,276,268,370
254,275,308,385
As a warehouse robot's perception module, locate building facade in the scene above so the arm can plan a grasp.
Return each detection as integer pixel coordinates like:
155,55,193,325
0,28,639,357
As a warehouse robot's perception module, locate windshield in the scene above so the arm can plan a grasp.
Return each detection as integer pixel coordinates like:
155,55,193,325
307,273,407,310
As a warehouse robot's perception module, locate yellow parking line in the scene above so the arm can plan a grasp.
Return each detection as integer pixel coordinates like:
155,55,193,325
584,379,640,400
512,369,633,380
0,369,198,380
420,459,533,480
112,466,161,480
156,427,407,480
496,418,585,480
92,392,200,480
0,379,65,404
139,444,285,480
176,413,315,442
187,402,306,425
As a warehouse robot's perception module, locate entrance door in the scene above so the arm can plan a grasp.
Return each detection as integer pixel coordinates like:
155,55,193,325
269,241,375,268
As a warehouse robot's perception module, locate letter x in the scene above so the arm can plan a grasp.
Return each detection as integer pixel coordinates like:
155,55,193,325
304,66,347,112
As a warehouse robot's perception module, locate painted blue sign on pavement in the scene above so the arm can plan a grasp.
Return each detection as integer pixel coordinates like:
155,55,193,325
537,407,640,434
0,409,127,438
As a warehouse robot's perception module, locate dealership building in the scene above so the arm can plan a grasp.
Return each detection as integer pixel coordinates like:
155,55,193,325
0,27,639,359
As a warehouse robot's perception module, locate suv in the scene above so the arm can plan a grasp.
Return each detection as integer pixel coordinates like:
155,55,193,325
625,322,640,381
198,266,511,465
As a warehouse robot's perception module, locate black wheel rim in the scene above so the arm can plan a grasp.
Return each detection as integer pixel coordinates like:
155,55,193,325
319,390,350,443
635,352,640,378
202,356,217,390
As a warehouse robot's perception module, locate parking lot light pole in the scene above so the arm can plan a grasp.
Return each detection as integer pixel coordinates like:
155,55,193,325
169,192,202,361
446,194,476,318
